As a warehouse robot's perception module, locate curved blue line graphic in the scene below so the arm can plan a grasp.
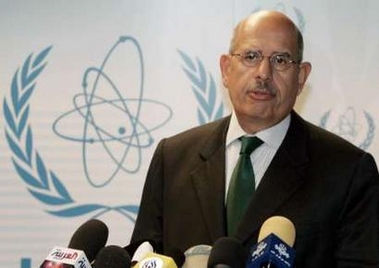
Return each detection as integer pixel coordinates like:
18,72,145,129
4,46,139,219
52,36,173,188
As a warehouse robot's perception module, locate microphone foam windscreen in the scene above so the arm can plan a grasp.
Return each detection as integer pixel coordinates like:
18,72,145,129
207,237,245,268
93,245,131,268
68,219,109,262
257,216,296,246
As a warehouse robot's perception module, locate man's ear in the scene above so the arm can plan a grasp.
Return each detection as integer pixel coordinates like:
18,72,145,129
220,54,231,87
297,61,312,95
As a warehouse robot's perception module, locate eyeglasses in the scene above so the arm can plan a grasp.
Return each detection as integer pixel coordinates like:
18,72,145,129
230,51,300,71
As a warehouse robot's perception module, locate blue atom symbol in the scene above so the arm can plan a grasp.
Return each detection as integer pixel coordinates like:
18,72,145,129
52,36,172,187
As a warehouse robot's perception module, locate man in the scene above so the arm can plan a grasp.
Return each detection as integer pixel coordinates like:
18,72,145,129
130,10,379,267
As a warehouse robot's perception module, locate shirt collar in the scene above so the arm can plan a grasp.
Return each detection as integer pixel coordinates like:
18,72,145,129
226,112,291,149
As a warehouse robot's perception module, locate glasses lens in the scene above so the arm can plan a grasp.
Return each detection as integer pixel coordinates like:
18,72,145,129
271,54,291,71
233,51,296,71
242,51,261,67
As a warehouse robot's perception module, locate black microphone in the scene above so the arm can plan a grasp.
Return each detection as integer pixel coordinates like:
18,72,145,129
68,218,109,262
93,245,132,268
39,219,109,267
207,237,245,268
246,216,296,268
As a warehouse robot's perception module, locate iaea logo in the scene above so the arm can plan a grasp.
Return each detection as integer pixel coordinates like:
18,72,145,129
3,36,225,221
2,36,174,220
51,36,173,188
320,107,375,150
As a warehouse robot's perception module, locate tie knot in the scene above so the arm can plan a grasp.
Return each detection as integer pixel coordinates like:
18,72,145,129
239,136,263,155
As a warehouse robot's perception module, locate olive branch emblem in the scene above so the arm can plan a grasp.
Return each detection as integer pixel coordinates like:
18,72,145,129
3,46,138,221
320,109,375,150
178,50,224,124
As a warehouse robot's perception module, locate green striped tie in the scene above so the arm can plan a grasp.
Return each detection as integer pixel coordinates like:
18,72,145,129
227,136,263,235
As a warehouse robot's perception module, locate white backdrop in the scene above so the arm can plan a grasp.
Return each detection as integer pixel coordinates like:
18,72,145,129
1,1,378,267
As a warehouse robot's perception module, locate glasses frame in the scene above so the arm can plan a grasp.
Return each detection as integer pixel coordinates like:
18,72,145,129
230,51,300,71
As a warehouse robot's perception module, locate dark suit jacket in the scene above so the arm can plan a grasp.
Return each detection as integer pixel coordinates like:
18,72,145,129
130,111,379,267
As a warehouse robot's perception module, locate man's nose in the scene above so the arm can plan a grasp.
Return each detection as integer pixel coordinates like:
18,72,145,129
255,57,273,80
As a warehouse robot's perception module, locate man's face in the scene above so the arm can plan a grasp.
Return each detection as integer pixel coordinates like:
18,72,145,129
220,13,311,133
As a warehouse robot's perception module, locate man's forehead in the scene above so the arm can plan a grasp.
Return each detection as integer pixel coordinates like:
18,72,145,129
237,11,298,40
236,25,297,52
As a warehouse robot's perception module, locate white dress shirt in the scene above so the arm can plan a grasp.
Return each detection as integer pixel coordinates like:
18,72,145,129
225,113,290,198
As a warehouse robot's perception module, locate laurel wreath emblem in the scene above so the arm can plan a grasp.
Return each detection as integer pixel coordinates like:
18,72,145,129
3,46,138,221
320,109,375,150
178,50,224,124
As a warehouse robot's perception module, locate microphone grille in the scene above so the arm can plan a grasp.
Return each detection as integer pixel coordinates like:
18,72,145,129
93,245,131,268
258,216,296,246
207,237,245,268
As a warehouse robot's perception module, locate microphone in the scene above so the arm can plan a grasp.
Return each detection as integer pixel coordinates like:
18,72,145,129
39,219,109,268
93,245,132,268
130,241,154,266
246,216,296,268
134,249,185,268
39,246,92,268
182,244,212,268
135,252,177,268
68,219,109,262
207,237,245,268
183,244,212,268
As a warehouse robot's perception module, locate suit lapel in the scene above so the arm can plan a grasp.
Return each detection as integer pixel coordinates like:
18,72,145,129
236,112,310,243
190,117,230,241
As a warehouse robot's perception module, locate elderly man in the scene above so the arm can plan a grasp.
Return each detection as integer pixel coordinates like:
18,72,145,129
130,10,379,267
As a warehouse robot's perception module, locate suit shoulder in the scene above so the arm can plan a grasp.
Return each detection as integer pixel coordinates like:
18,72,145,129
303,117,366,157
289,112,369,163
